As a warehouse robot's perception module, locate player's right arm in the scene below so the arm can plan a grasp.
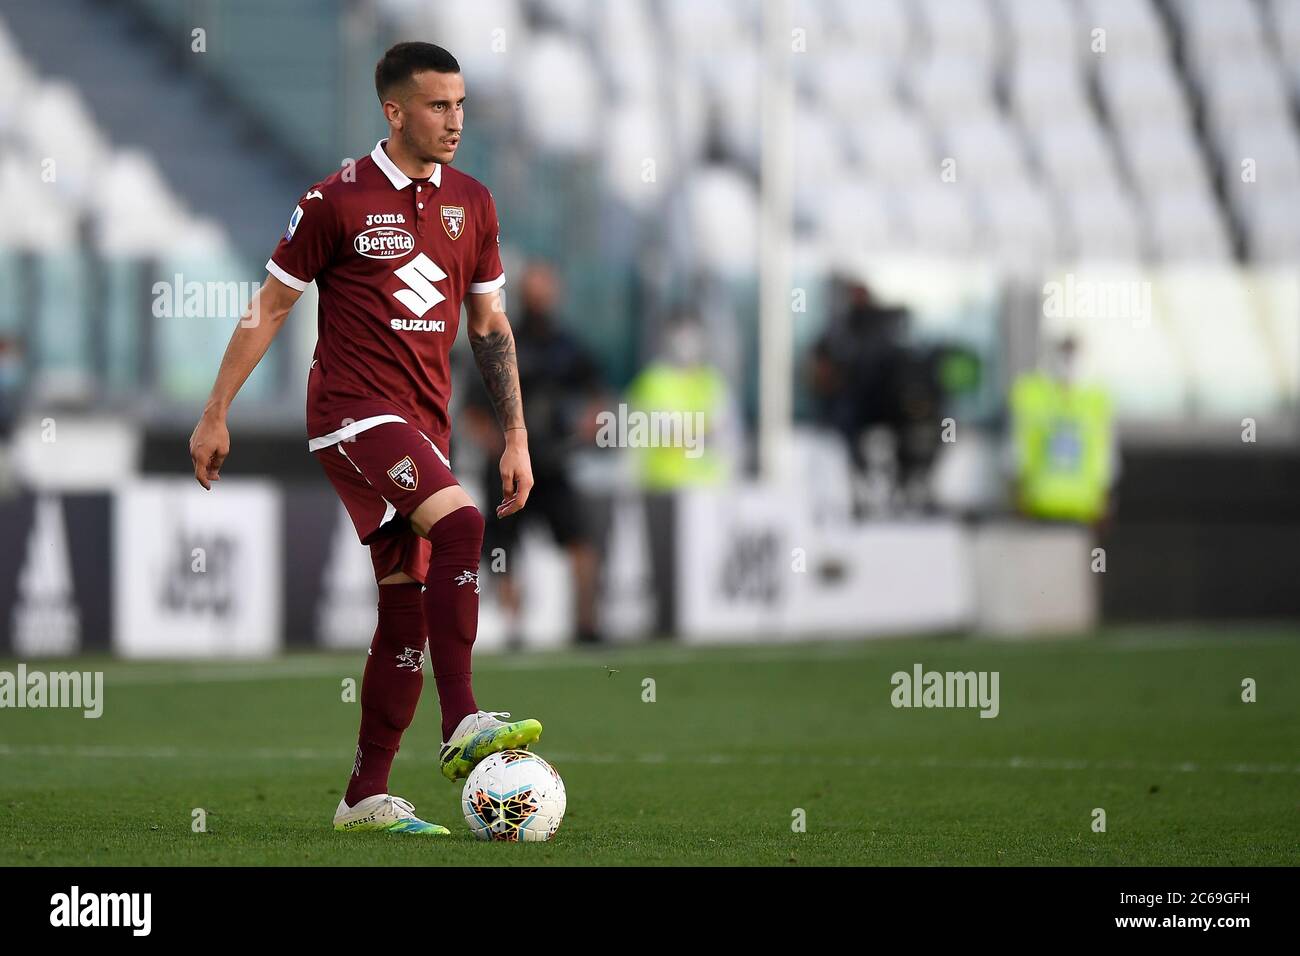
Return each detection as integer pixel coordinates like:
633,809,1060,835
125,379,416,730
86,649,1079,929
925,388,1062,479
188,274,302,489
190,185,340,489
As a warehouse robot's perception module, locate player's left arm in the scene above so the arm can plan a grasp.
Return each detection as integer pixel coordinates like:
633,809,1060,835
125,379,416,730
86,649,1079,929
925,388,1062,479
466,289,532,518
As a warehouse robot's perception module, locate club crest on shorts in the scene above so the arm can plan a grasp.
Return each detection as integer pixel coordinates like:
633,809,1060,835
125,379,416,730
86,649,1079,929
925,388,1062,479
386,455,418,490
441,205,465,240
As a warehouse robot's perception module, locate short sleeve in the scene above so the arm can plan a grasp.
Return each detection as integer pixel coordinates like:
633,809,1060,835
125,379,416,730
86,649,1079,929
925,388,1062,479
265,189,341,291
468,191,505,294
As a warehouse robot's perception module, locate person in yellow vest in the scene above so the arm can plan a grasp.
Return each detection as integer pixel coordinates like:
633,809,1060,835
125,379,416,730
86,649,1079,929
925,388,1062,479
1010,337,1116,524
625,313,737,635
626,316,733,490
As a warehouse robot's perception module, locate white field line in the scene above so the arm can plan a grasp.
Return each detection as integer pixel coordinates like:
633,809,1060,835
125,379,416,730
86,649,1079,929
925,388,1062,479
58,632,1300,687
0,743,1295,775
65,647,902,686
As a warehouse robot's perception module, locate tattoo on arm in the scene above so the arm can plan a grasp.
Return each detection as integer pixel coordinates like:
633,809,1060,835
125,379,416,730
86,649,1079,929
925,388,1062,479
469,329,524,431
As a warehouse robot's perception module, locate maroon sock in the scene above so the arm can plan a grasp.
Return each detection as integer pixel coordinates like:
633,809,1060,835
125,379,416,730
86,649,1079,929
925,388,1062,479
422,505,484,741
345,582,426,806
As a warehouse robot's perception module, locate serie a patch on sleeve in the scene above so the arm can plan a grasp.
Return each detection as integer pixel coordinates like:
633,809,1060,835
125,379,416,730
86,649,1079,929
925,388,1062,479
285,203,305,241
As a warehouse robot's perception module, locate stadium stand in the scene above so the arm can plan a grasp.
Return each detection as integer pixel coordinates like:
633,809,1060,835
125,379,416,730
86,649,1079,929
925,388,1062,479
0,0,1296,424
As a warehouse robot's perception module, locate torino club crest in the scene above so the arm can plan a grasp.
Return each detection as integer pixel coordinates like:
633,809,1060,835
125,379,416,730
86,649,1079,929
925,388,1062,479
441,205,465,240
387,456,418,490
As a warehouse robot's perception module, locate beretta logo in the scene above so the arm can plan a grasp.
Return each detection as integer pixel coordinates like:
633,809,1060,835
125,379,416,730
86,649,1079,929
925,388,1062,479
354,226,415,259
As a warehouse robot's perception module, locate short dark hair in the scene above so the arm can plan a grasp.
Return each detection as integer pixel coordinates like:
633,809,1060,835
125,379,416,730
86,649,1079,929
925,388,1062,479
375,42,460,101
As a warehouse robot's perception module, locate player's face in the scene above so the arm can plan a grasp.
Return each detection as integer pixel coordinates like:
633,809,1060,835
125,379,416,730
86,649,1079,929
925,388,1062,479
397,70,466,165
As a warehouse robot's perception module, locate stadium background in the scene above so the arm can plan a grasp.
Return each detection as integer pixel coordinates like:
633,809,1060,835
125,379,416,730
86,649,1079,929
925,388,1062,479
0,0,1297,866
0,0,1297,654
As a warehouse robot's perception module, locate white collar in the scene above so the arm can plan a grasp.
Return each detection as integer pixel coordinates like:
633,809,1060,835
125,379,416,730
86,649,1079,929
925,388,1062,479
371,139,442,190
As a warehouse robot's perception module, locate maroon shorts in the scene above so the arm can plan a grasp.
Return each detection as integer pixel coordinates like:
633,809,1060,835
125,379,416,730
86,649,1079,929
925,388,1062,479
313,419,459,584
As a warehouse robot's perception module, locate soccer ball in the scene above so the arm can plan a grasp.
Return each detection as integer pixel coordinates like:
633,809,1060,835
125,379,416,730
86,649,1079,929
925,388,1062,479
462,750,566,842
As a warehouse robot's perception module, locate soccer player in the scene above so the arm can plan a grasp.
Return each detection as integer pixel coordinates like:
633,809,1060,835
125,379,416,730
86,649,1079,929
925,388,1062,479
188,42,542,836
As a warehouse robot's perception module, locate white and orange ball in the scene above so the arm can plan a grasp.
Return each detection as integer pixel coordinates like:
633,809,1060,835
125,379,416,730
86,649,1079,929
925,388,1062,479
462,750,566,842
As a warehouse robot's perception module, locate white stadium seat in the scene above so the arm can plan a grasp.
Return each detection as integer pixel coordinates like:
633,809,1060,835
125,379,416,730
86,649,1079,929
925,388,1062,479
709,49,762,170
601,101,668,212
980,180,1061,268
1267,0,1300,95
908,55,997,122
793,102,852,222
845,108,936,185
814,180,902,256
514,33,601,155
1221,125,1300,219
1059,185,1144,262
1094,56,1191,132
1117,121,1212,195
1080,0,1169,60
12,80,109,205
666,68,711,165
801,51,899,121
1143,189,1232,263
530,0,597,33
897,182,980,256
416,0,525,96
1241,192,1300,264
687,166,757,277
0,18,37,140
1173,0,1269,75
0,152,78,251
1197,58,1293,143
1007,56,1091,127
916,0,1000,68
996,0,1083,62
0,14,231,262
596,0,657,104
943,113,1031,186
1029,117,1122,193
92,150,193,255
826,0,914,67
788,0,835,52
170,217,230,258
664,0,756,63
1222,123,1300,187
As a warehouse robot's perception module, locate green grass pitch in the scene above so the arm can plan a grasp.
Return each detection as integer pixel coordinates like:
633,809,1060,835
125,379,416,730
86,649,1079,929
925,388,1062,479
1,626,1296,866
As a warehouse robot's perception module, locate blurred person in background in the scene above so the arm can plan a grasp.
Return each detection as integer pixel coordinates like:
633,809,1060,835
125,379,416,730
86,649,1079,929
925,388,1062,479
461,261,610,647
807,277,925,515
626,310,738,637
1009,336,1116,526
0,337,20,496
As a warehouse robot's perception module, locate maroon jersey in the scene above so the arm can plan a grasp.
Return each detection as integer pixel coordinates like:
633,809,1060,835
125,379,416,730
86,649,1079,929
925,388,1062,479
266,139,505,457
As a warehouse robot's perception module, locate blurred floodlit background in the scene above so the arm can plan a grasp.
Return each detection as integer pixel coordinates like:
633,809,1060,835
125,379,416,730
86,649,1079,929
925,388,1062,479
0,0,1297,657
